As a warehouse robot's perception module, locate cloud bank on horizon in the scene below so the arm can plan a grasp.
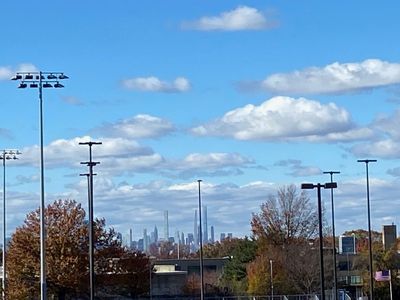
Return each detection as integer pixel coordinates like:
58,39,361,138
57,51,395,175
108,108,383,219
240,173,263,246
1,2,400,239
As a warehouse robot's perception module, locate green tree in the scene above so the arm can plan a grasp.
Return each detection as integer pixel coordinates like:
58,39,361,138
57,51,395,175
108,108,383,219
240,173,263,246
7,199,150,299
203,237,257,294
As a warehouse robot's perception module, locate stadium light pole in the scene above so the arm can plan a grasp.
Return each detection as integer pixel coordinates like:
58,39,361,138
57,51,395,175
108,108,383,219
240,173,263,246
323,171,340,300
301,182,337,300
197,180,205,300
1,150,20,298
358,159,377,300
80,141,101,300
12,71,68,300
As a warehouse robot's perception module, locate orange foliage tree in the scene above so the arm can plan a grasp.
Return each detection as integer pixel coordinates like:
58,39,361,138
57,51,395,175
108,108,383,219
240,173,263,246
6,199,150,299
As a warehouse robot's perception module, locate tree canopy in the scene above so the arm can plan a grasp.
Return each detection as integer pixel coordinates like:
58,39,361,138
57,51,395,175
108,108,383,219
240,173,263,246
249,185,321,295
7,199,150,299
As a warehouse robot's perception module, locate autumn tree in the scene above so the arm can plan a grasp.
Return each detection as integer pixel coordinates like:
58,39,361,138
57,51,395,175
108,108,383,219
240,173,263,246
249,185,321,295
7,199,150,299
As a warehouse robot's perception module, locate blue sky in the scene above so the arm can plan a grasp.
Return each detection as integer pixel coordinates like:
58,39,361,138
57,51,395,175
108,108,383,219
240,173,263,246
1,1,400,241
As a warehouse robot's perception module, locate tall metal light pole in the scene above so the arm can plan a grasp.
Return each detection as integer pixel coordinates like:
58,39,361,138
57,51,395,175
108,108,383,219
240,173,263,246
358,159,377,300
197,180,205,300
12,71,68,300
323,171,340,300
80,141,101,300
301,182,337,300
0,150,20,298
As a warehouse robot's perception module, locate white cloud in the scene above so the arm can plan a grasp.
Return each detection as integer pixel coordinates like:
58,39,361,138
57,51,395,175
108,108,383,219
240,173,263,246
260,59,400,95
121,76,190,93
14,135,255,179
161,152,256,179
95,114,175,139
349,109,400,158
373,109,400,140
17,136,156,170
350,139,400,159
274,159,321,177
191,96,366,142
0,63,38,80
182,6,275,31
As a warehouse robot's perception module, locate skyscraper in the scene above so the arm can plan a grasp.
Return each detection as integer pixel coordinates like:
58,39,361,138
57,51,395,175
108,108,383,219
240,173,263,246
210,225,215,244
154,225,158,244
194,209,198,247
164,210,169,240
129,228,133,249
143,228,148,253
203,205,208,244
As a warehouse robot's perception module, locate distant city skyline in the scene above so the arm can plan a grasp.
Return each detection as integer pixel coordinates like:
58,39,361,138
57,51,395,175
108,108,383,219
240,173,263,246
0,2,400,239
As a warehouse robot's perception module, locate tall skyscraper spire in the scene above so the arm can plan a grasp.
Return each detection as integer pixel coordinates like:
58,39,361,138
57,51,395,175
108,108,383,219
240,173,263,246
129,228,133,249
154,225,158,243
194,209,198,247
164,210,169,240
203,205,208,244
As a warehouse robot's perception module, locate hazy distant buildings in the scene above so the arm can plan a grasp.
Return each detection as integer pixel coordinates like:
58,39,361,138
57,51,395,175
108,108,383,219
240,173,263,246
203,205,208,244
220,233,226,241
154,225,159,244
164,210,169,240
194,210,198,247
122,208,226,255
129,228,133,249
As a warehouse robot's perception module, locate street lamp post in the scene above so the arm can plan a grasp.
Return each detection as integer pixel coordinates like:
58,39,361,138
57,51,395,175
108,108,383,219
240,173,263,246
0,150,20,298
301,182,337,300
80,141,102,300
197,180,205,300
12,71,68,300
358,159,377,300
323,171,340,300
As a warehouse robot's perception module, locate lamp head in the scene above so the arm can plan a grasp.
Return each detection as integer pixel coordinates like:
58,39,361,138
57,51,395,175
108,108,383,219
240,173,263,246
301,183,315,189
324,182,337,189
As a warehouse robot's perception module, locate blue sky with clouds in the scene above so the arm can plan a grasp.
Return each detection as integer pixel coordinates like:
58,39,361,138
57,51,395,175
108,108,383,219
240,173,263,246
1,1,400,241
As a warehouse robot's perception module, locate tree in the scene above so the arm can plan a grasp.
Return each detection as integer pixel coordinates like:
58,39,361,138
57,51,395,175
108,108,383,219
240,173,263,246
202,237,257,295
251,184,319,245
249,185,321,295
7,199,150,299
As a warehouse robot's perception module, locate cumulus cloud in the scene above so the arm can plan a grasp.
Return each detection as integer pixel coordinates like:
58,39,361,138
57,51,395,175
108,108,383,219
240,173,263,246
17,136,156,170
259,59,400,95
182,6,276,31
95,114,175,139
191,96,369,142
0,63,38,80
349,109,400,158
274,159,321,177
121,76,190,93
350,139,400,159
14,134,255,179
162,152,256,179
